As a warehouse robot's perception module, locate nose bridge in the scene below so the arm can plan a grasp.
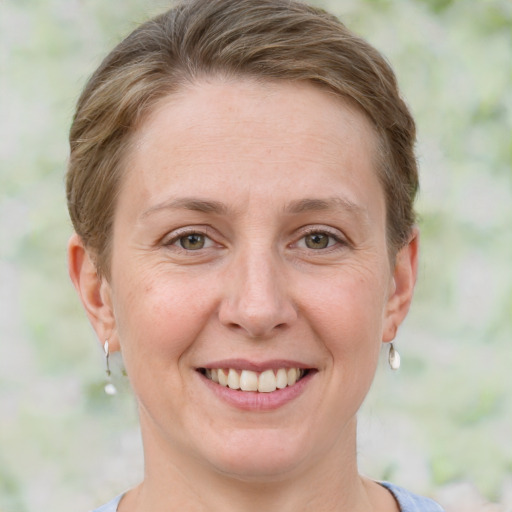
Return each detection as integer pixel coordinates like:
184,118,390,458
220,242,296,337
241,247,280,310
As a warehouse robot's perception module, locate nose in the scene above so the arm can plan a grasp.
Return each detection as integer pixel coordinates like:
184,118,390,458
218,249,297,338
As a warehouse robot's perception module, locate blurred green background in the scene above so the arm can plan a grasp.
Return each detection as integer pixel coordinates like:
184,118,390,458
0,0,510,510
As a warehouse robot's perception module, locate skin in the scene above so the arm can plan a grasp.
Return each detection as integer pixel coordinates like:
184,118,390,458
69,78,418,512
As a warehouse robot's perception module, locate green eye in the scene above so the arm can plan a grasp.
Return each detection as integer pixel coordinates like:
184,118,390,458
304,233,331,249
179,234,206,250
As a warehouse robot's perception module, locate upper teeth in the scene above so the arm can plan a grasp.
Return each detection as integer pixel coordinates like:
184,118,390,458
205,368,304,393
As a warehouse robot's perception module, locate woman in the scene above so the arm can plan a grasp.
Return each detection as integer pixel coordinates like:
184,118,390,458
67,0,445,510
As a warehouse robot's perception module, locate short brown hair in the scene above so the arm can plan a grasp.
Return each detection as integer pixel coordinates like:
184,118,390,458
67,0,418,278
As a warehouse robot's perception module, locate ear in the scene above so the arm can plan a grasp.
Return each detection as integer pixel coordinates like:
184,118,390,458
67,233,120,352
382,227,419,343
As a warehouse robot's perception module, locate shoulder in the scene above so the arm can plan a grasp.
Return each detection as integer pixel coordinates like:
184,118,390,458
87,485,445,512
89,494,123,512
380,482,446,512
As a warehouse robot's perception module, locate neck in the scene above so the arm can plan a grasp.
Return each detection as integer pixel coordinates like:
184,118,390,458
122,412,383,512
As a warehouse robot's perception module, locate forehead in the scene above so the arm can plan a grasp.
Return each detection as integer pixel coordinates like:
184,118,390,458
135,77,378,153
121,78,384,218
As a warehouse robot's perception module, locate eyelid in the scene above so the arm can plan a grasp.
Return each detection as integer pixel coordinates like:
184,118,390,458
162,226,216,248
301,225,345,240
293,225,349,249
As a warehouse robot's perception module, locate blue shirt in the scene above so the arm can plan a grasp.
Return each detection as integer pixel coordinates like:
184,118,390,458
91,482,445,511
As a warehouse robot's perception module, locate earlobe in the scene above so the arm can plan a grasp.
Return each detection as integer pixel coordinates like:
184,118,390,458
382,228,419,343
67,233,119,351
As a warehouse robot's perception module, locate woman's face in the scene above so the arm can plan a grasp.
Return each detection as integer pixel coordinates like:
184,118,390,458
98,79,416,480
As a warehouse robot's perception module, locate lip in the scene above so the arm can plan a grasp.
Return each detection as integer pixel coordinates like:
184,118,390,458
199,359,312,372
196,360,317,411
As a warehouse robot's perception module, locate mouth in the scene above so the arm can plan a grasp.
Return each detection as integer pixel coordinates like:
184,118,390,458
197,367,310,393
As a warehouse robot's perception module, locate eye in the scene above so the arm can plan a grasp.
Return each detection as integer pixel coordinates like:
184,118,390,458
295,229,344,251
164,229,216,251
304,232,333,249
177,233,214,250
178,233,204,250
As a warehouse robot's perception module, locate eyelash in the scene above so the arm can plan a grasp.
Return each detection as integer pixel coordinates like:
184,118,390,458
162,227,347,252
294,227,347,251
163,227,215,250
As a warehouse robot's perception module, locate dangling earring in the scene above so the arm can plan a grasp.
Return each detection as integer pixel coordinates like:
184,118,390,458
388,342,401,371
103,340,117,395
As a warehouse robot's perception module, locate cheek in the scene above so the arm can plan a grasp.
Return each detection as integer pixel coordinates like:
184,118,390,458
112,267,217,369
305,270,387,328
297,270,387,365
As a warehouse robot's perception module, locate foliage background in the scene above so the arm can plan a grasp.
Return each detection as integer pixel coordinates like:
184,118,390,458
0,0,510,510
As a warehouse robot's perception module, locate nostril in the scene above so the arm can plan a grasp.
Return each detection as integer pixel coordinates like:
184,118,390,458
218,293,297,338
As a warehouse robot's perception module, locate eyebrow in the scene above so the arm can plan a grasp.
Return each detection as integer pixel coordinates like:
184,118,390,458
284,197,365,216
140,195,367,222
141,197,229,218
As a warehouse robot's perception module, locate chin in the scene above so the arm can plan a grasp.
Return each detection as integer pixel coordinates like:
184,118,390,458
200,429,311,482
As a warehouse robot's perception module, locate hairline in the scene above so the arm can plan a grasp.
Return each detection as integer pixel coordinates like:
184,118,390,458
92,73,397,280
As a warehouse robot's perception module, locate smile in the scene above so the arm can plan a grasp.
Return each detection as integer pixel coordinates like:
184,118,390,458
200,368,307,393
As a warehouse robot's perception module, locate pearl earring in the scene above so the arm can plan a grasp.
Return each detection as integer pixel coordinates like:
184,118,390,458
388,342,401,371
103,340,117,395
